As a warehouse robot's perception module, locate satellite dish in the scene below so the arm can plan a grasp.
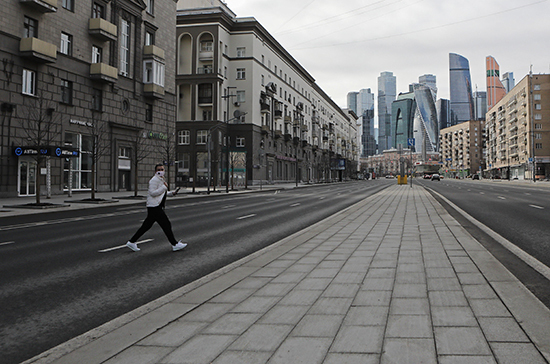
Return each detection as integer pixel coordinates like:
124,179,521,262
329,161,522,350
233,110,242,118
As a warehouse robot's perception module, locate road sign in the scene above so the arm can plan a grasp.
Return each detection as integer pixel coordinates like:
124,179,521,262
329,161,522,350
407,138,415,147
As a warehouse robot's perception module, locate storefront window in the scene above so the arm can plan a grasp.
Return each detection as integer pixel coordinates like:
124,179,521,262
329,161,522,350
64,132,93,190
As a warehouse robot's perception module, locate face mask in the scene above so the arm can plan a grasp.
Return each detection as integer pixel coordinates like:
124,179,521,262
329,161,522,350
156,171,165,177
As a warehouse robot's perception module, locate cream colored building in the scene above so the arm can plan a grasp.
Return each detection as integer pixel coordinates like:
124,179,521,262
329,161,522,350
175,1,358,186
486,74,550,180
440,120,485,178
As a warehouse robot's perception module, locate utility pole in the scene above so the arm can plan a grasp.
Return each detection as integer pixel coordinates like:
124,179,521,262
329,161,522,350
222,87,236,193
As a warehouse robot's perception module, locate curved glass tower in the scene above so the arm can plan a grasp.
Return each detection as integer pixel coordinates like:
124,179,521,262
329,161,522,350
449,53,474,124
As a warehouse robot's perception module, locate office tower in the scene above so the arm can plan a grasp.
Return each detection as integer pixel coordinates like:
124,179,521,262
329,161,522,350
419,74,437,93
503,72,515,92
473,91,487,120
486,56,507,110
412,84,439,155
391,92,416,150
347,89,376,157
449,53,474,124
378,71,397,152
437,99,451,131
347,92,359,114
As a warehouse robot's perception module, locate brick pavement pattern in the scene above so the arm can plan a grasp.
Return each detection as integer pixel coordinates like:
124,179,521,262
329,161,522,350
25,185,550,364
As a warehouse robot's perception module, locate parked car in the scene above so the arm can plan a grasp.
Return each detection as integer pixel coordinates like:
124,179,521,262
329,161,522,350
423,174,431,179
431,174,440,181
472,174,480,180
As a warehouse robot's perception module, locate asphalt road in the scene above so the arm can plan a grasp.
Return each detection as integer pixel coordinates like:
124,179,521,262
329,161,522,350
417,178,550,267
0,180,392,364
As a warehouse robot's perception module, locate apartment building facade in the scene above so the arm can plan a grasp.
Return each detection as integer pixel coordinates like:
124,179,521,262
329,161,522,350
439,120,485,178
486,74,550,180
0,0,177,197
175,3,358,187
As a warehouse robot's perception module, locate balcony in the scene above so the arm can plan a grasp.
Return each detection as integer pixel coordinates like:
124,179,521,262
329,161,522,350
275,130,282,139
197,66,214,74
284,116,291,124
144,83,164,99
143,45,165,61
260,102,270,113
199,50,213,61
261,125,270,134
198,97,213,106
88,18,117,42
20,0,57,12
20,37,57,63
90,62,117,83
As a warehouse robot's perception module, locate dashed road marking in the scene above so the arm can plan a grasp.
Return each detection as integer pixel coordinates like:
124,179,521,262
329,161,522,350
98,239,154,253
290,203,301,207
0,241,15,247
498,196,506,200
237,214,257,220
529,204,544,210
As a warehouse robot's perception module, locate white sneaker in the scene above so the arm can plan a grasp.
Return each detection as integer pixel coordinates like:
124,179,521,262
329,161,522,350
172,241,187,252
126,241,140,252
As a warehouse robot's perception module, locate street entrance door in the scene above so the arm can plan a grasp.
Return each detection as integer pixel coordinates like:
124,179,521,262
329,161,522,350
18,158,37,196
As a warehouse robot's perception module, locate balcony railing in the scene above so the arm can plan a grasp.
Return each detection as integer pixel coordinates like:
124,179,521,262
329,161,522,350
197,67,214,74
88,18,117,42
20,0,57,12
198,96,213,105
90,62,117,83
144,83,164,99
143,45,165,60
20,37,57,63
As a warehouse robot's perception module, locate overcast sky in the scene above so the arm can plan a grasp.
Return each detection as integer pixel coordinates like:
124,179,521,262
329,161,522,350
226,0,550,115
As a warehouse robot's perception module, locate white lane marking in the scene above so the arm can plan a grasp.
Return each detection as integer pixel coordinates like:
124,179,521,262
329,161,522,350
525,193,532,195
98,239,154,253
498,196,506,200
290,203,301,207
0,241,15,246
237,214,257,220
319,197,326,200
529,204,545,210
480,192,485,195
222,205,236,209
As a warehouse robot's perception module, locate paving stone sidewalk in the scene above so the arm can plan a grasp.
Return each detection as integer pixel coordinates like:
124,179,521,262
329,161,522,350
26,185,550,364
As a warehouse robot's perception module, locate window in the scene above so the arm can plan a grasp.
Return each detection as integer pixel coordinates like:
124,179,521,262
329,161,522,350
535,104,542,110
274,65,277,74
23,16,38,38
535,114,542,120
224,44,228,54
236,137,245,147
178,153,190,169
261,55,264,64
178,130,190,145
92,45,102,63
236,68,245,80
119,147,131,158
236,90,245,103
92,2,104,18
261,75,264,86
196,130,208,145
60,80,73,104
92,88,102,111
224,66,227,78
535,133,542,140
120,19,130,77
146,0,154,15
22,69,36,96
63,133,93,190
534,94,541,101
145,103,153,122
145,30,155,46
236,47,246,57
60,32,72,56
534,85,541,91
535,123,542,129
536,143,543,149
198,84,212,104
200,41,213,52
202,110,212,121
143,60,165,86
62,0,74,11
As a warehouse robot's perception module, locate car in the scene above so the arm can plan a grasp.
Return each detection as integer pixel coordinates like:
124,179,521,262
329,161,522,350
385,175,394,179
431,174,440,181
472,174,480,180
423,174,431,179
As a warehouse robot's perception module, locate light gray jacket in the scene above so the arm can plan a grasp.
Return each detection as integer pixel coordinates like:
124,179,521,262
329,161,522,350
146,174,175,207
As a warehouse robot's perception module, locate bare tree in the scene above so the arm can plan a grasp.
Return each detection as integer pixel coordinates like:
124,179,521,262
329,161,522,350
19,93,60,204
131,130,153,197
156,130,177,189
87,110,110,200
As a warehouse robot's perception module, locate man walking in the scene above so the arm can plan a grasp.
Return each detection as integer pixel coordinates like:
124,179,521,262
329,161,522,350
126,164,187,252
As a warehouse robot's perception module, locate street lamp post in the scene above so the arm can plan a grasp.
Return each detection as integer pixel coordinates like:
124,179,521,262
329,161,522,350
222,87,237,193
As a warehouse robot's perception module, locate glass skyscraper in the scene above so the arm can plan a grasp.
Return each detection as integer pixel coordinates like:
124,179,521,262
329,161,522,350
449,53,474,124
486,56,507,110
378,71,397,152
347,89,376,157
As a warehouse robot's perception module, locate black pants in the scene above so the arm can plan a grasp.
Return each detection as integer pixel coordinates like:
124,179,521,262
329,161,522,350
130,206,178,245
